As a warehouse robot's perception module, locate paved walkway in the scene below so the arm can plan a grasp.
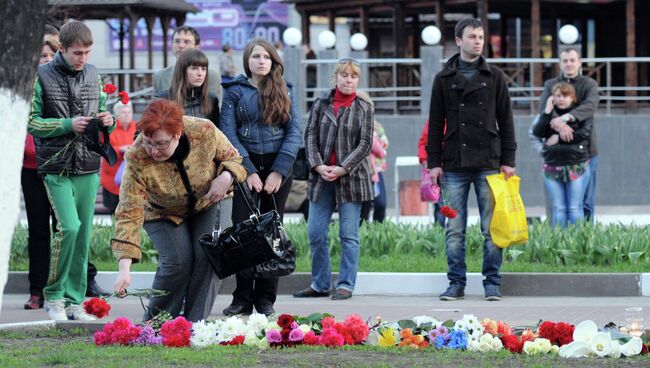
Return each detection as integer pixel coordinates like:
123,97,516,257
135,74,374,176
2,293,649,329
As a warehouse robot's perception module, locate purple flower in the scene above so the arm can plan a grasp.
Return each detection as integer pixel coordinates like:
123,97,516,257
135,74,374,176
133,325,163,345
290,321,300,329
288,328,304,342
266,329,282,343
428,326,449,342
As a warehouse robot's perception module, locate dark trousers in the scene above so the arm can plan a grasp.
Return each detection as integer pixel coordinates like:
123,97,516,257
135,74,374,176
230,153,292,309
22,168,56,297
360,173,387,223
22,168,100,298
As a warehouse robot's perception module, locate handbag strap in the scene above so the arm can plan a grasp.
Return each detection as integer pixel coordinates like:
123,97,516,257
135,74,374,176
210,181,263,240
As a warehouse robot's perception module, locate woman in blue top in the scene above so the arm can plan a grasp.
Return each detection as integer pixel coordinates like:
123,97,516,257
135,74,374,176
219,38,302,316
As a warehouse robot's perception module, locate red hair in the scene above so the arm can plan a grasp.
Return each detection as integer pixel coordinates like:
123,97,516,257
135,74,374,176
137,99,184,137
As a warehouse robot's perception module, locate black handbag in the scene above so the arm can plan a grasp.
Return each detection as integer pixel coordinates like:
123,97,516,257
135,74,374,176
247,205,296,279
199,181,294,279
292,147,309,181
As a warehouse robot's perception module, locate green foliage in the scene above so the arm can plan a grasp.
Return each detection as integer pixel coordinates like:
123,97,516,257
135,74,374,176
10,221,650,273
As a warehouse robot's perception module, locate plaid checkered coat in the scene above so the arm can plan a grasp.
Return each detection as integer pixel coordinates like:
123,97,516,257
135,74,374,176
305,89,374,204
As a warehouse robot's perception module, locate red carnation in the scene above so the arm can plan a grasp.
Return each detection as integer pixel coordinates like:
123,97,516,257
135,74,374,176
102,83,117,94
538,321,574,346
440,206,457,219
118,90,130,104
160,316,192,347
321,316,336,329
220,335,245,346
277,314,294,329
320,327,345,347
501,334,525,353
303,331,320,345
83,297,111,318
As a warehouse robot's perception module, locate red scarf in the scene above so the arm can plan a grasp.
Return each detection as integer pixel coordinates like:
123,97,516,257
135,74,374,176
328,88,357,165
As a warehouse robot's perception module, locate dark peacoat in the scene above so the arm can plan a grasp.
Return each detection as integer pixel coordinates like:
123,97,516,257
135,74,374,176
426,53,517,171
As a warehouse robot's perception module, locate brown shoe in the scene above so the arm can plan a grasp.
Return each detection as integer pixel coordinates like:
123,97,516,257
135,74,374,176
293,287,331,298
331,289,352,300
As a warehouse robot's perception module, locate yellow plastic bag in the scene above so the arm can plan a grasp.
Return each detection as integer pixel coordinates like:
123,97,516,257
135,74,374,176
486,173,528,248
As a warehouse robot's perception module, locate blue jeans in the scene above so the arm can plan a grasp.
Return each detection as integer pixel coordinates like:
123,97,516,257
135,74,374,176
544,164,591,228
443,169,501,288
583,156,598,222
308,181,362,293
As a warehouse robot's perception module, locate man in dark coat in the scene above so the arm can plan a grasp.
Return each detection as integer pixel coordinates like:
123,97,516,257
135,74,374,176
427,18,517,302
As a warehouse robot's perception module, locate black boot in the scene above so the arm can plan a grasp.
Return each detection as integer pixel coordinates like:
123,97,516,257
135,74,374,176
86,279,111,297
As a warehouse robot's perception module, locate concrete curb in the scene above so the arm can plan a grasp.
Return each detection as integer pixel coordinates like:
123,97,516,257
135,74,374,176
5,271,649,297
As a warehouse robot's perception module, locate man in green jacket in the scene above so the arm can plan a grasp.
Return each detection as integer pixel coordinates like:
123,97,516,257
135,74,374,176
28,20,115,321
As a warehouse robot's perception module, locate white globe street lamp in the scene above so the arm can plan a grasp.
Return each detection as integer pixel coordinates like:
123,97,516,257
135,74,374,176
421,25,442,45
558,24,579,45
282,27,302,47
318,30,336,49
350,33,368,51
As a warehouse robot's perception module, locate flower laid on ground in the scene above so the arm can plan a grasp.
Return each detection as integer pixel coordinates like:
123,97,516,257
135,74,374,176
90,313,646,360
160,316,192,347
537,321,574,346
522,338,558,355
481,318,513,337
434,329,468,350
94,317,142,346
468,333,503,352
559,320,643,358
454,314,483,343
399,328,429,349
83,297,111,318
500,329,536,353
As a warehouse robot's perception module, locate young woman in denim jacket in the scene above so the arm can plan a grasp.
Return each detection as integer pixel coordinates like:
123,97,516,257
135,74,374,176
219,38,302,316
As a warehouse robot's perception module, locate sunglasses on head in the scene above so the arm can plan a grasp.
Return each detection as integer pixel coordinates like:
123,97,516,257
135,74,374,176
338,58,360,66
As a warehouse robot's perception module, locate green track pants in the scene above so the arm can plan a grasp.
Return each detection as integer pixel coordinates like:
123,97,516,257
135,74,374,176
43,173,99,305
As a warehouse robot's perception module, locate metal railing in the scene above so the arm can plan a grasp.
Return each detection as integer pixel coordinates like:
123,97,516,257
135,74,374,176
301,57,650,116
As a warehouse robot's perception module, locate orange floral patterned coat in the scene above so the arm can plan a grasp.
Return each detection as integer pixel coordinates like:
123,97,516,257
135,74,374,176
111,116,247,262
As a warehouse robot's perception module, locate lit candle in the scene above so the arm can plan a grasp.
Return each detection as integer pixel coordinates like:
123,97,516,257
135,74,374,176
628,320,643,338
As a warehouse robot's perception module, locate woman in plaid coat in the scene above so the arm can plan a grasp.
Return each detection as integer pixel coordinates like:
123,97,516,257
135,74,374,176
293,59,374,301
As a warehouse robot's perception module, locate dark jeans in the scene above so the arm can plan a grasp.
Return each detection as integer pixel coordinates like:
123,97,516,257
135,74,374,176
443,169,502,288
22,168,100,297
360,173,387,223
21,168,56,297
230,153,292,310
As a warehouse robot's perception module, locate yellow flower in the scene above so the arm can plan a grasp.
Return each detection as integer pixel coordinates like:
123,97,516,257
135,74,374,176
377,327,397,347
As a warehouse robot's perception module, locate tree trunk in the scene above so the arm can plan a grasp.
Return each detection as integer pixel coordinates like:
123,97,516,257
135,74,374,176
0,0,47,316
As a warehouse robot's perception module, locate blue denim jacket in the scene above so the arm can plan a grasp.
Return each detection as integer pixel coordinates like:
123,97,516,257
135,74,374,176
220,74,302,177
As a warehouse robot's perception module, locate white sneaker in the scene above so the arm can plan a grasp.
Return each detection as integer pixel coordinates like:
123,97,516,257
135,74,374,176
45,299,69,321
65,304,97,321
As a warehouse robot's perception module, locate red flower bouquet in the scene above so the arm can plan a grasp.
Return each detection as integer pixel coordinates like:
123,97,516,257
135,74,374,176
83,297,111,318
94,317,142,346
537,321,574,346
160,316,193,347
